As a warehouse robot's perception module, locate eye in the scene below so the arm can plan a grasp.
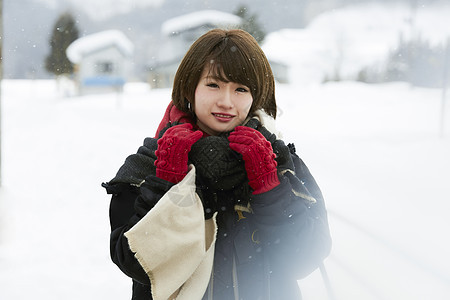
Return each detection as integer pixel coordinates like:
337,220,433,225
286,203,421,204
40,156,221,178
206,82,219,88
236,87,249,93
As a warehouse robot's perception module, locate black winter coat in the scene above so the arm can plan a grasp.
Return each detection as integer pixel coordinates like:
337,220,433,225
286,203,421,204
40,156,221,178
104,125,331,300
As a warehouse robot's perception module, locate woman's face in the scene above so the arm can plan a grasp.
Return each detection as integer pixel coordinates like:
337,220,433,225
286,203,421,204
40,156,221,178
194,67,253,135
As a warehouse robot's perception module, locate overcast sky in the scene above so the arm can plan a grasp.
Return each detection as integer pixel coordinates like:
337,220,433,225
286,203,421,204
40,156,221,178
36,0,165,20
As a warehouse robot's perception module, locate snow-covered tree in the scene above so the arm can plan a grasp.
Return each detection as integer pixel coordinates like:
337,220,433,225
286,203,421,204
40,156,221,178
358,36,449,88
234,5,266,43
45,12,79,76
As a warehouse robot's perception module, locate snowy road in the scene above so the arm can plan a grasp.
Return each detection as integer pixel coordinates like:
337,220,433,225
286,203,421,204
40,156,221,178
1,80,450,299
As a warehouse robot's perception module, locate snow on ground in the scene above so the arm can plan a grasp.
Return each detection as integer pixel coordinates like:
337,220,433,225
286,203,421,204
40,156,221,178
0,78,449,300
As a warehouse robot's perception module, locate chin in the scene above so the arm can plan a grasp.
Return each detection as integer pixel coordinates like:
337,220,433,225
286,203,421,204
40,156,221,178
219,125,238,133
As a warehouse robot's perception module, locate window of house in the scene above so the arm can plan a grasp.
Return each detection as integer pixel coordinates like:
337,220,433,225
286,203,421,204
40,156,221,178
96,61,114,74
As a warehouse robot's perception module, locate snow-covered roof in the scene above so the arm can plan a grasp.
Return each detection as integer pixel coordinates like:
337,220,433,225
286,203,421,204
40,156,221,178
161,10,242,36
66,30,134,63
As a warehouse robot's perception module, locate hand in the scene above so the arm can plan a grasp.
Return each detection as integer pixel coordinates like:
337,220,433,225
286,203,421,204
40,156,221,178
228,126,280,194
155,123,203,183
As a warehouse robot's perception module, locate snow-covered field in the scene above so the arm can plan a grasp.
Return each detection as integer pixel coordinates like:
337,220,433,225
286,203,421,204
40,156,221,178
1,2,450,300
0,78,449,300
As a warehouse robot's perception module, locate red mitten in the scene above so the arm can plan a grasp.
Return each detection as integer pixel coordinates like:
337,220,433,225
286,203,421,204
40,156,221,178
228,126,280,194
155,123,203,183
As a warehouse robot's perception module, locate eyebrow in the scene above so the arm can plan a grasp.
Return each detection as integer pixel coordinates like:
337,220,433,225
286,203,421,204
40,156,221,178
205,74,230,83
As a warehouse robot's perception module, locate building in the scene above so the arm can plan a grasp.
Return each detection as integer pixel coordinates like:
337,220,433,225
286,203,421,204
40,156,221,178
66,30,134,94
148,10,242,88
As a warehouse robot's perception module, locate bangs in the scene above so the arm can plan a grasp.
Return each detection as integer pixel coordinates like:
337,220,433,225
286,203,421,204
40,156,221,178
206,41,257,90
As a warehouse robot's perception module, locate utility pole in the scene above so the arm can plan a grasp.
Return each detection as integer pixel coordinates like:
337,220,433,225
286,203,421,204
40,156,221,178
440,39,449,138
0,0,3,186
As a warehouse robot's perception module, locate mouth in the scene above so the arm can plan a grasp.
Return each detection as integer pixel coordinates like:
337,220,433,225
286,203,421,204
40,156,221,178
212,113,235,122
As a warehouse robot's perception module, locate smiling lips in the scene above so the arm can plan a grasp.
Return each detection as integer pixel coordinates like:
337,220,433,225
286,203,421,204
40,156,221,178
212,113,235,122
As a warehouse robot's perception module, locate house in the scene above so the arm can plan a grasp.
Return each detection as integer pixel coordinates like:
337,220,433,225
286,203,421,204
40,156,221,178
148,10,242,88
268,59,289,84
66,30,134,94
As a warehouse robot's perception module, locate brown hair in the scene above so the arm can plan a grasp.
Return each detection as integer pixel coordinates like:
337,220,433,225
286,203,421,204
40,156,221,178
172,29,277,119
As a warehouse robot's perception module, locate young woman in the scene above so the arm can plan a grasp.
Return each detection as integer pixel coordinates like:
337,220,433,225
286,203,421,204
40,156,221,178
103,29,331,300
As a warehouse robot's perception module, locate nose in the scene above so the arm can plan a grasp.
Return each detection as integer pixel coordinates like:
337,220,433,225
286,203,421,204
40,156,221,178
217,87,234,109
